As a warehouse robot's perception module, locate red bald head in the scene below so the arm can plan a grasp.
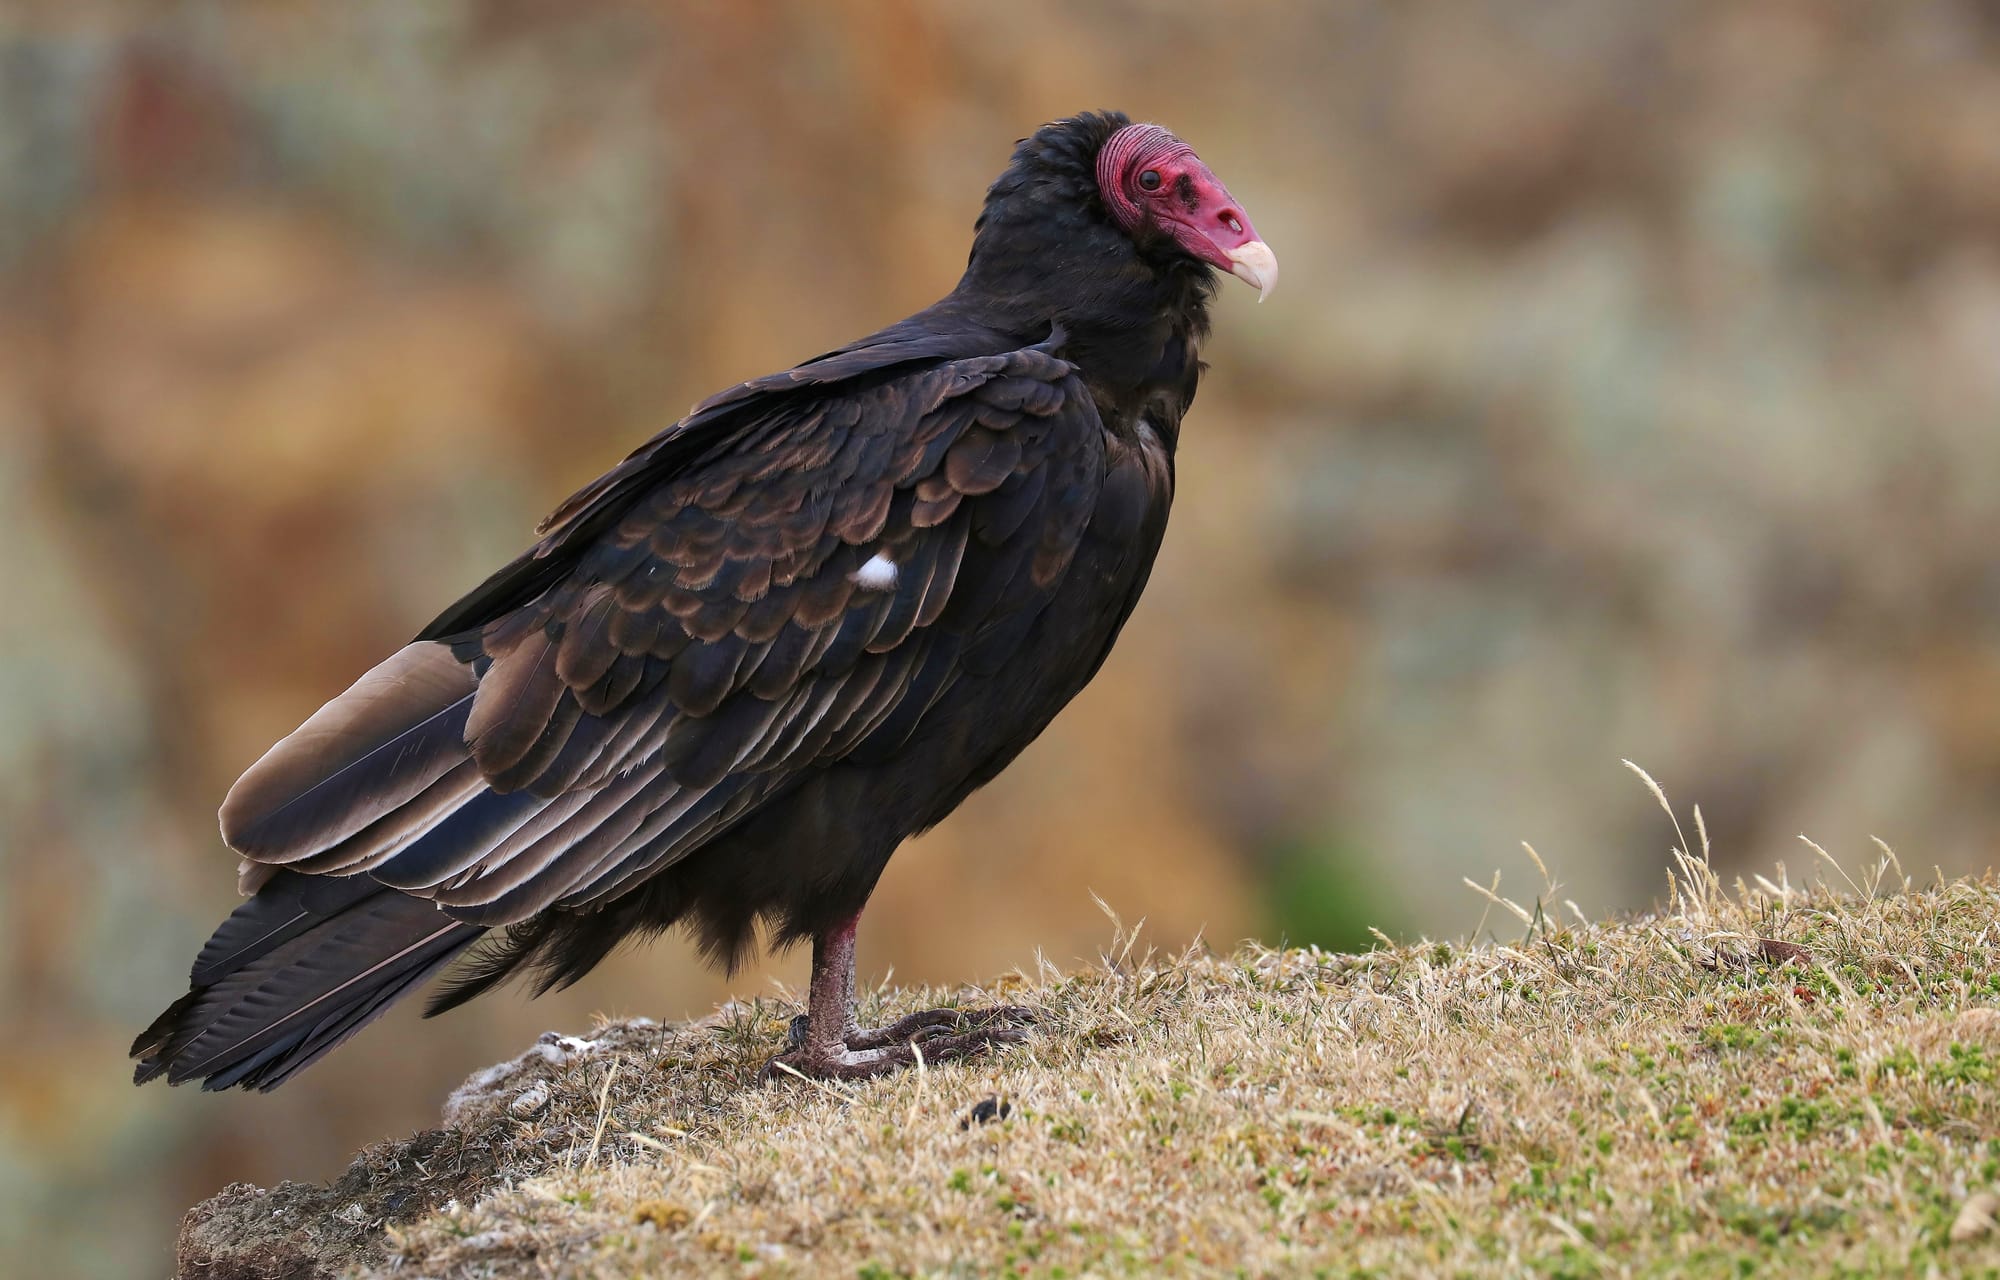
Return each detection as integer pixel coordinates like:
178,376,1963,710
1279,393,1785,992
1096,123,1277,300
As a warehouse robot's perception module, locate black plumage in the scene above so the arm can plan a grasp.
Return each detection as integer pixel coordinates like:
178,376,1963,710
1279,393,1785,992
133,110,1276,1088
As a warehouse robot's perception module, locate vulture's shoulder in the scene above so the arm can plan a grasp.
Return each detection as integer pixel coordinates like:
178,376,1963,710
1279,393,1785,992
417,320,1062,641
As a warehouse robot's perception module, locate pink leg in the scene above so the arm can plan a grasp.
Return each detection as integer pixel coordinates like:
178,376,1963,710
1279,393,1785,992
762,911,1034,1082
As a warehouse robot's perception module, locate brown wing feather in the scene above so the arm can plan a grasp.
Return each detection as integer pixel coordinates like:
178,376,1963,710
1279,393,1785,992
218,644,477,863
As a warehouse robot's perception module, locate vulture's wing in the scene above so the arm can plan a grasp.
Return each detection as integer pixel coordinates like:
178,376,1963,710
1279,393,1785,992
216,342,1104,929
418,325,1007,639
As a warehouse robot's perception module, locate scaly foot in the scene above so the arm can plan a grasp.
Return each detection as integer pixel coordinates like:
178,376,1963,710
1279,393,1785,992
763,1005,1035,1082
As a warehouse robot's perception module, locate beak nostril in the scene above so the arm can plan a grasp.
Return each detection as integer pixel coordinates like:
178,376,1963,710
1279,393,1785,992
1223,213,1243,234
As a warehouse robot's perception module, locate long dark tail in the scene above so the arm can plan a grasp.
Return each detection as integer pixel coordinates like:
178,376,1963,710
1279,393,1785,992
131,870,484,1092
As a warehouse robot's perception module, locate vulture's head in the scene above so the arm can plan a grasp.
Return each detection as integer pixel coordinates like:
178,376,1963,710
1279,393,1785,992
1093,119,1276,301
964,111,1277,310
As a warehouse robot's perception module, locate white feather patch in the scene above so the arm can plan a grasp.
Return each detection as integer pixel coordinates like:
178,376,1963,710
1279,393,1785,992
850,553,898,591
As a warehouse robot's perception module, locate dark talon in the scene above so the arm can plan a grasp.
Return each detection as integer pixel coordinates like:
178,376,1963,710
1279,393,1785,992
845,1008,963,1050
853,1004,1036,1050
762,1004,1036,1083
972,1004,1037,1027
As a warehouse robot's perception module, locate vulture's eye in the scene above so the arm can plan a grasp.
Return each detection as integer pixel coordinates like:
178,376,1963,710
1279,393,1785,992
1138,169,1162,192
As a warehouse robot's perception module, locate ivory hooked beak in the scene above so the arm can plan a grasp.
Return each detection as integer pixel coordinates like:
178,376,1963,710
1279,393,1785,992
1226,241,1278,302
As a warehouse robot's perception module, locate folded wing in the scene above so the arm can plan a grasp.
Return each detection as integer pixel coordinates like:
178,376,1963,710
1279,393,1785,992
218,344,1107,934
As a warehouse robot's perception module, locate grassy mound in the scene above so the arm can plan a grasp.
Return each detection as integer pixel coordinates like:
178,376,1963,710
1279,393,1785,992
179,834,2000,1277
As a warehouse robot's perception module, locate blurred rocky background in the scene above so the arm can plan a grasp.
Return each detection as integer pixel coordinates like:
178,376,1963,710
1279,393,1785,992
6,2,2000,1275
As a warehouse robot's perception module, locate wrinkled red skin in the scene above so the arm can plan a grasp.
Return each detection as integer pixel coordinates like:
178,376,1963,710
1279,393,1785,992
1096,123,1262,271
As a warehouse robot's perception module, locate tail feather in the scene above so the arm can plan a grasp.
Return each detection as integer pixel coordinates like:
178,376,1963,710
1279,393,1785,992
190,871,379,986
203,934,471,1091
139,627,696,1089
133,870,483,1091
136,639,495,1091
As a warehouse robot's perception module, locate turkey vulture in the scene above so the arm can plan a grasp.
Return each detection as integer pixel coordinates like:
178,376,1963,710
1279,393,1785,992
132,111,1275,1088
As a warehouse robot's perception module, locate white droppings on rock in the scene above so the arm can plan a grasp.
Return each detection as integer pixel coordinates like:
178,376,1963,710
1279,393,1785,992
538,1031,600,1060
441,1031,605,1125
850,553,898,591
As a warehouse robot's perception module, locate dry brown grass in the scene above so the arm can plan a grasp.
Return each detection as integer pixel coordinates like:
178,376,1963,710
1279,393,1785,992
182,784,2000,1279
